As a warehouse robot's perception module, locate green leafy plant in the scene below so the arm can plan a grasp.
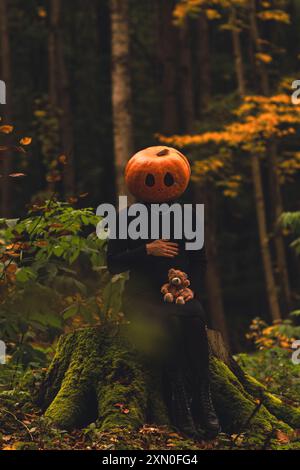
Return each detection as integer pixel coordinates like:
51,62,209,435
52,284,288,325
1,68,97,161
281,212,300,255
0,199,127,366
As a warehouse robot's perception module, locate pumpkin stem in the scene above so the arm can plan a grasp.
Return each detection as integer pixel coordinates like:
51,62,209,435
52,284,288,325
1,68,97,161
157,149,169,156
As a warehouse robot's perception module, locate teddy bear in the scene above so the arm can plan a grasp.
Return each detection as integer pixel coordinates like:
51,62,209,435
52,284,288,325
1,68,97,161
161,268,194,305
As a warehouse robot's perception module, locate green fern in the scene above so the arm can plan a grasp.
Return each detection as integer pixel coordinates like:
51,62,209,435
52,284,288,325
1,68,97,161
281,212,300,255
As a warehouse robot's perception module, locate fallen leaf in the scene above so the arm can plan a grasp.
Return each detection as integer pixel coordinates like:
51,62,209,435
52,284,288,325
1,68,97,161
20,137,32,146
9,173,26,178
276,430,290,444
0,125,13,134
58,155,67,165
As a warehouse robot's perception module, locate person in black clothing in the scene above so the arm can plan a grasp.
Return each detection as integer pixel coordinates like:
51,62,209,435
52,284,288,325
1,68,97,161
106,146,220,439
107,203,220,439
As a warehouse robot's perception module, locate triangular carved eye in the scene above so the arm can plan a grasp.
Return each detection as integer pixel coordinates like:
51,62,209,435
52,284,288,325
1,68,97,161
145,173,155,187
164,172,174,187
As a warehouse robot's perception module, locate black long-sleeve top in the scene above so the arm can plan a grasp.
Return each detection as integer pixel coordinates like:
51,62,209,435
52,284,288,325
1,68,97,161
106,204,207,301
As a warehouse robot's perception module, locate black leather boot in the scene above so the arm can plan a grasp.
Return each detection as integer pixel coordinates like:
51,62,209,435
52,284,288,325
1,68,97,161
197,379,221,439
169,373,201,440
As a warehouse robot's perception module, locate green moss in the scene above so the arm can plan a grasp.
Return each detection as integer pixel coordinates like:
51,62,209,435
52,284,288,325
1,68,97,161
210,357,292,448
41,326,156,431
44,328,103,429
96,335,148,431
239,372,300,429
41,325,300,443
14,441,39,450
39,332,76,408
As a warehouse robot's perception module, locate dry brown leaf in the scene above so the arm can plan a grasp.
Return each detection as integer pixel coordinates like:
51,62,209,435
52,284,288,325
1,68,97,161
276,430,290,443
20,137,32,146
0,125,13,134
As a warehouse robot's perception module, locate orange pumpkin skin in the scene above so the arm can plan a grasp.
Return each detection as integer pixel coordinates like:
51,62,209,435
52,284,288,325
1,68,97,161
125,146,191,203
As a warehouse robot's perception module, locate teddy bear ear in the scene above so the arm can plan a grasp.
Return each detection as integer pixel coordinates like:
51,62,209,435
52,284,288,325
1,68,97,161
169,268,176,275
185,279,190,287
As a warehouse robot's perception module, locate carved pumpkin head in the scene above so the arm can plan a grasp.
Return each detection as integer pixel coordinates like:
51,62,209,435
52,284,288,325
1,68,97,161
125,146,191,202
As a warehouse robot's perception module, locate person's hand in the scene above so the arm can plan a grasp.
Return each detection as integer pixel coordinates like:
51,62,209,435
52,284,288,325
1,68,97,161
146,239,179,258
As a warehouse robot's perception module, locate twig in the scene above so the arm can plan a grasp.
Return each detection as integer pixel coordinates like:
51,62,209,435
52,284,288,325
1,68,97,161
261,425,275,450
2,408,33,441
230,397,264,449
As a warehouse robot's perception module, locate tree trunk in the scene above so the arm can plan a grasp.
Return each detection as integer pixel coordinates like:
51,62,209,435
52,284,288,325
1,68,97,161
193,17,228,345
248,0,291,314
195,13,211,115
49,0,76,196
248,0,269,96
251,155,281,322
38,325,300,448
195,183,229,347
157,0,179,134
48,0,59,108
268,142,292,314
230,7,246,97
231,6,281,321
110,0,134,197
178,22,194,132
0,0,12,217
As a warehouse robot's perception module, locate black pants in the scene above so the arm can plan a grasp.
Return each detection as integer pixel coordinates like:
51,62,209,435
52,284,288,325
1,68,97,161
124,294,209,395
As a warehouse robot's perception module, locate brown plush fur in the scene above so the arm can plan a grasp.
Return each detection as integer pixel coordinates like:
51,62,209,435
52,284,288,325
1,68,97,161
161,268,194,305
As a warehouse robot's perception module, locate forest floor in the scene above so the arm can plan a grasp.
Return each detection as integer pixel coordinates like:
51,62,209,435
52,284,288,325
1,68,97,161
0,368,230,450
1,358,300,451
1,395,299,451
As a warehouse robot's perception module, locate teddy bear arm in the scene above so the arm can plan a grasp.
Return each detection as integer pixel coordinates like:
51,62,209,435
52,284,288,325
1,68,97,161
161,283,169,294
182,288,194,300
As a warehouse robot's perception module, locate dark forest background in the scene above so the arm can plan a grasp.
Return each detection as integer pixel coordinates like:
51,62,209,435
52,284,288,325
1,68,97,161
1,0,300,351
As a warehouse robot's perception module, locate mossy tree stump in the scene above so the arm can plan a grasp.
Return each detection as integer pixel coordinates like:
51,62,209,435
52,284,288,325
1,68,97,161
38,326,300,446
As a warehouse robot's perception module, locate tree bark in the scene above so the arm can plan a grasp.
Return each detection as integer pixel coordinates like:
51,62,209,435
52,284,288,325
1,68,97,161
178,21,194,132
268,142,292,314
248,0,291,314
195,12,211,115
49,0,76,196
231,5,282,321
195,183,229,347
230,7,246,97
192,16,228,345
248,0,269,95
251,155,281,322
110,0,134,197
0,0,12,217
38,325,300,448
157,0,179,134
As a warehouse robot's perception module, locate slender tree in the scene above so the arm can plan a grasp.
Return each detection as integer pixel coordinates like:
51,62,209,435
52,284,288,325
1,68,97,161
0,0,12,217
248,0,291,314
193,13,229,345
178,21,194,132
49,0,76,196
158,0,179,134
110,0,134,197
195,12,211,115
201,183,230,346
230,6,246,97
232,2,281,321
